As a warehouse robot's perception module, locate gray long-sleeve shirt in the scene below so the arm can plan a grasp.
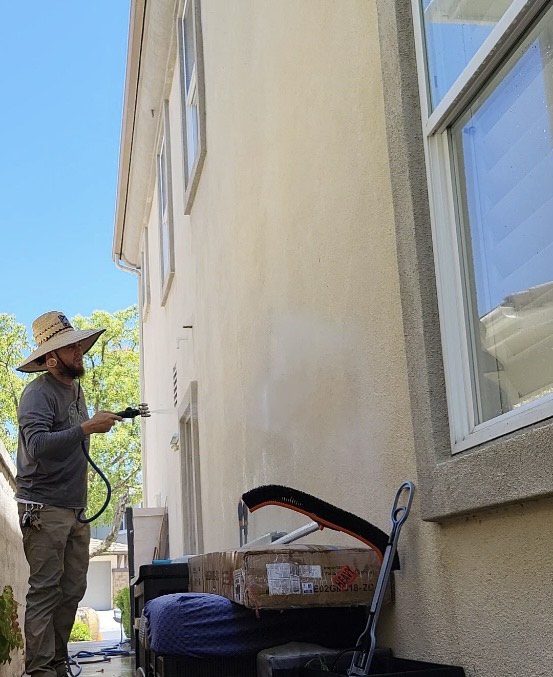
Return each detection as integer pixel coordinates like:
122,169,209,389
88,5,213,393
16,373,90,508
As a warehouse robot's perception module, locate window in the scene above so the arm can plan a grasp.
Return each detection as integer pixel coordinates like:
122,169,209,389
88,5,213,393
140,228,151,316
413,0,553,452
422,0,514,108
178,381,203,554
178,0,206,214
157,101,175,303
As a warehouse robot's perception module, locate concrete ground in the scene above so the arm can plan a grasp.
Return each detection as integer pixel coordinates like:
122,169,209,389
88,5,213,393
67,640,134,677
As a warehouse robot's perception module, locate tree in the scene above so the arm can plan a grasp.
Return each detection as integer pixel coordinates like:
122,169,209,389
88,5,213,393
0,314,29,453
73,307,142,550
0,307,142,556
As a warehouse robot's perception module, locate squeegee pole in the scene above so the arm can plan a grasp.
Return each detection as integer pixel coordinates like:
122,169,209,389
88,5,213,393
272,521,320,544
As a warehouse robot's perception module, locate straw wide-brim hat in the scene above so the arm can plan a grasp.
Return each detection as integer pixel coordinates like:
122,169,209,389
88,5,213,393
17,311,105,373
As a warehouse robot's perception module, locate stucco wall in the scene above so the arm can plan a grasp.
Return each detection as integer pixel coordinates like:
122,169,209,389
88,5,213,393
140,55,198,557
189,0,414,544
141,0,413,552
136,2,553,675
0,443,27,676
372,1,553,674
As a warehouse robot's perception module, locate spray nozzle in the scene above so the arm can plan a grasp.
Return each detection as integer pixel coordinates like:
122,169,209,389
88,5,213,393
115,403,151,419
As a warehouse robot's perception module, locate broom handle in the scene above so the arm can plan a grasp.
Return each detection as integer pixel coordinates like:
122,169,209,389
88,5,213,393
348,482,414,677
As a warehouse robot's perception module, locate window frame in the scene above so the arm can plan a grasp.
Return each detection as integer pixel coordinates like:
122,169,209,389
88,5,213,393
140,228,151,318
178,0,207,215
177,381,203,554
411,0,553,453
156,100,175,305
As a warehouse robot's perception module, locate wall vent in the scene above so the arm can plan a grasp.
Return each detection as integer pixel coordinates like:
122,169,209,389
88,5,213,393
172,365,178,407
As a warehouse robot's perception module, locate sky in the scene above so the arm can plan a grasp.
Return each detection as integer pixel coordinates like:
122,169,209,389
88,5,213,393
0,2,135,332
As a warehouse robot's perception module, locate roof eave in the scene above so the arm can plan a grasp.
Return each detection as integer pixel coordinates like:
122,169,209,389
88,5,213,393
113,0,147,269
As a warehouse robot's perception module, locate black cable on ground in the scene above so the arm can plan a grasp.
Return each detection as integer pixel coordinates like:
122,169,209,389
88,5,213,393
67,656,82,677
69,641,133,674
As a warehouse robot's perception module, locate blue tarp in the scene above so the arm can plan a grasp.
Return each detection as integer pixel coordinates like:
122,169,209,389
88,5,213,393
144,592,365,657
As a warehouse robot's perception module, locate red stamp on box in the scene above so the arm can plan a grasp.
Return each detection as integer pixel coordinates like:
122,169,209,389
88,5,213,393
332,565,359,591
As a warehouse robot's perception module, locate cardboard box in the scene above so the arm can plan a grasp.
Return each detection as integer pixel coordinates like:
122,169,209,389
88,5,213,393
188,544,384,609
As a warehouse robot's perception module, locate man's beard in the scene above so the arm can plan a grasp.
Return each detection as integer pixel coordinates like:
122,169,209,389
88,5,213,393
59,363,85,379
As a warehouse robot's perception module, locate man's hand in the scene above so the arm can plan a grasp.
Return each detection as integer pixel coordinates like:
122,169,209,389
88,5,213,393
81,411,123,435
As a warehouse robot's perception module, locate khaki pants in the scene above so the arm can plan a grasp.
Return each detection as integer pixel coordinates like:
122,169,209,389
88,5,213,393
19,504,90,677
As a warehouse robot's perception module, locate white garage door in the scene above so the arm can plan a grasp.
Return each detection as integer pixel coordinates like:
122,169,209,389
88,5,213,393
80,561,112,611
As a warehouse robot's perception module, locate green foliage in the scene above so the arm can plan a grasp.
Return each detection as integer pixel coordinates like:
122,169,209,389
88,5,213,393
113,587,131,638
0,585,23,665
0,314,30,454
73,307,142,525
69,620,92,642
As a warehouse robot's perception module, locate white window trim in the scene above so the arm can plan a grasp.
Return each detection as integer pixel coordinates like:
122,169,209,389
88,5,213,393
157,100,175,305
140,228,151,319
424,0,547,136
411,0,553,453
178,0,207,215
177,381,203,554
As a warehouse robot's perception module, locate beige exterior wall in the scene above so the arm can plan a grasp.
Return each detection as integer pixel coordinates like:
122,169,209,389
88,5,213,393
189,0,416,545
141,0,414,557
140,57,197,556
0,443,27,676
119,2,553,675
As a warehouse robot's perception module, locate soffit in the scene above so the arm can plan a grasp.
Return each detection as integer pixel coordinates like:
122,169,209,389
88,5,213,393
113,0,179,267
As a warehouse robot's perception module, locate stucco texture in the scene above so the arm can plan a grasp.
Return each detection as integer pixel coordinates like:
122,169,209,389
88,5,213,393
136,1,553,675
189,0,416,542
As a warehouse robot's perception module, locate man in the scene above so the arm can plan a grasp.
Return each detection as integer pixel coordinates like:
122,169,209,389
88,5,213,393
16,311,123,677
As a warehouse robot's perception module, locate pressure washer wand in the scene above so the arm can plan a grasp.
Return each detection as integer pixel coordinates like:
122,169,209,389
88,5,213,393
114,404,151,419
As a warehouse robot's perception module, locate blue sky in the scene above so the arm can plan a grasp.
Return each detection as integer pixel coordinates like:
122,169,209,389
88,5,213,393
0,1,135,332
